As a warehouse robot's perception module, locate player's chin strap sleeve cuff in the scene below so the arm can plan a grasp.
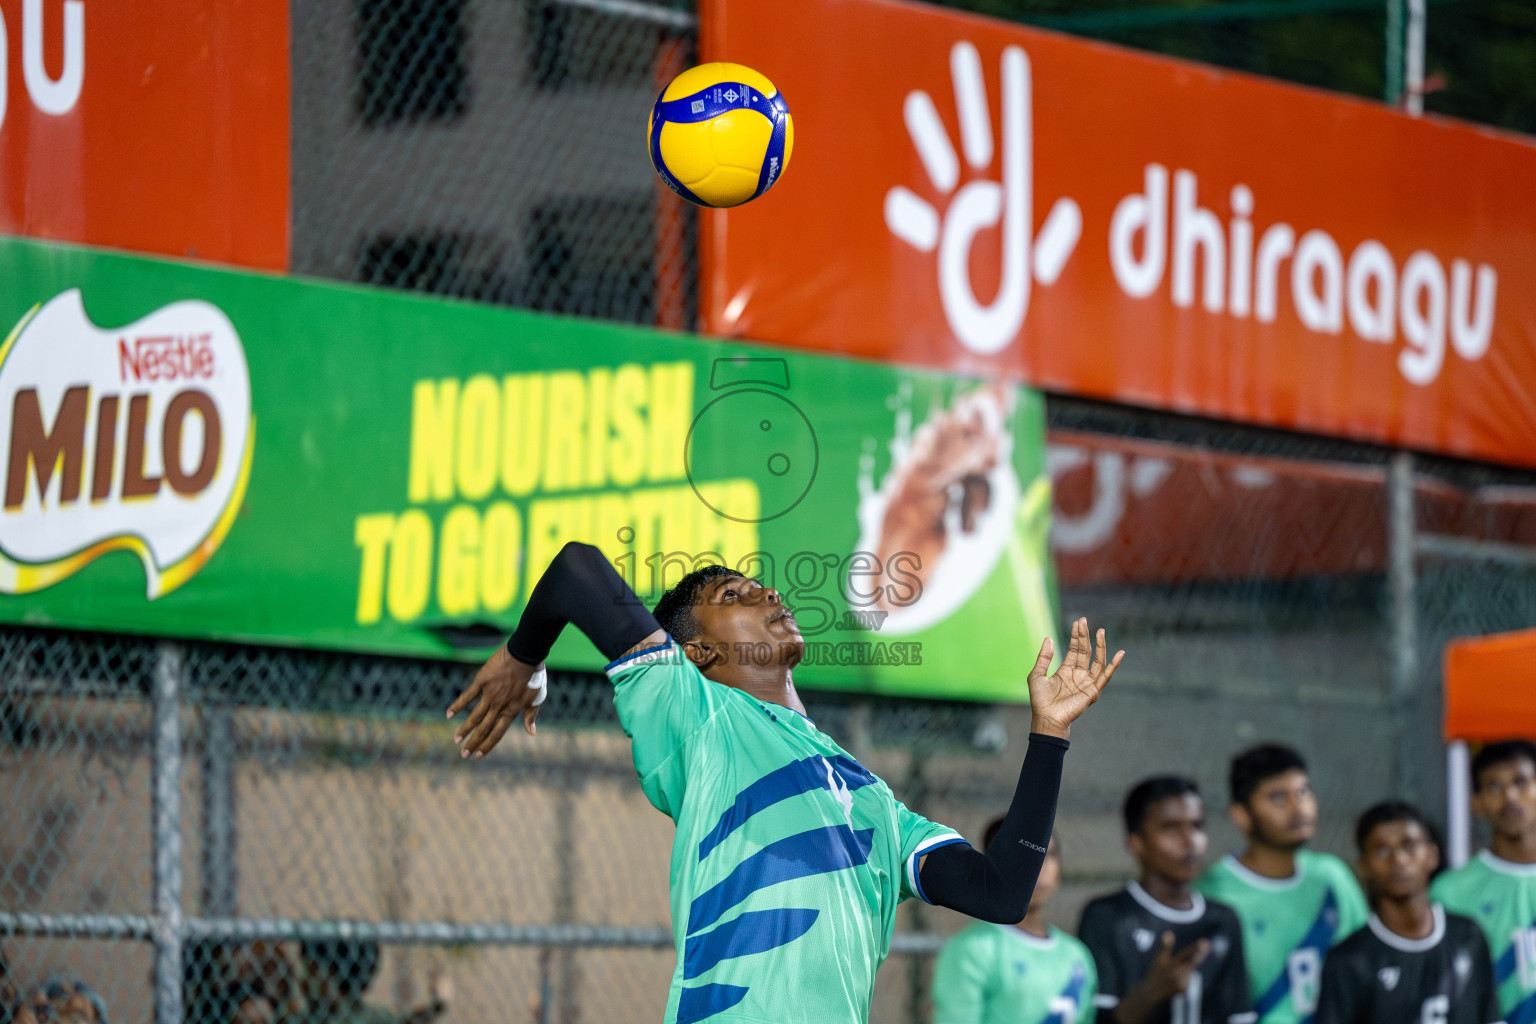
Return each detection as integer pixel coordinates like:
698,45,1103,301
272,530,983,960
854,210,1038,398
917,733,1069,922
506,542,661,664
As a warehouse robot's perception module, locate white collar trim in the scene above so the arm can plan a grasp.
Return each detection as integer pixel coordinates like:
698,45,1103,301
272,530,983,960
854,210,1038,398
997,924,1058,949
1367,904,1445,953
1127,881,1207,923
1221,853,1303,890
1479,849,1536,877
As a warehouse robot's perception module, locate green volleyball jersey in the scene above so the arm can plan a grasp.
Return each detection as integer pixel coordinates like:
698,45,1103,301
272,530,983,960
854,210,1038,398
932,923,1098,1024
1196,852,1370,1024
1431,849,1536,1022
608,640,965,1024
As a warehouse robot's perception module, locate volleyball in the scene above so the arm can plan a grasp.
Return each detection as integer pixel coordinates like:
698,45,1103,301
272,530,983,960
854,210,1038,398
647,62,794,208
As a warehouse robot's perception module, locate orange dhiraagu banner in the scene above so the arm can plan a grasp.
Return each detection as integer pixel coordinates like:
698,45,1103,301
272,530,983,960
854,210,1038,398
700,0,1536,469
0,0,288,270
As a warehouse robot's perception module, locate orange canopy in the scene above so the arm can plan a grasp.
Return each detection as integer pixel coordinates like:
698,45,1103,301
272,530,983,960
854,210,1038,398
1444,627,1536,741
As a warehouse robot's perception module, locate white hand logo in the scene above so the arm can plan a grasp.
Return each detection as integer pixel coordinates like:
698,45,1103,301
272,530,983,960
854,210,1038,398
885,42,1081,355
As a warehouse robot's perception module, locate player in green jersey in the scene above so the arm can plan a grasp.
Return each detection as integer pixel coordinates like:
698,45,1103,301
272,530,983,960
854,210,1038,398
1432,738,1536,1024
1195,745,1369,1024
932,822,1097,1024
446,543,1123,1024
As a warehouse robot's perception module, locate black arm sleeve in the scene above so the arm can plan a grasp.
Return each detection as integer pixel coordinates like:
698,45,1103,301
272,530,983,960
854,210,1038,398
917,733,1068,922
506,542,662,664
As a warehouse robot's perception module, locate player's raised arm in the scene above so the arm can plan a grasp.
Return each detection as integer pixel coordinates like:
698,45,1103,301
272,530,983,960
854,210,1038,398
446,542,665,757
918,617,1122,922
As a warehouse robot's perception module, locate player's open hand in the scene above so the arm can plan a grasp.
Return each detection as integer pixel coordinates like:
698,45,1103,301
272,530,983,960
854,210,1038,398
446,645,543,758
1147,931,1209,998
1026,617,1122,739
1115,932,1209,1022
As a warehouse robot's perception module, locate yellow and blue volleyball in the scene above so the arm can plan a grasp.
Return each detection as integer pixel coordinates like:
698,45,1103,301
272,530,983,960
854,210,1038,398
648,63,794,208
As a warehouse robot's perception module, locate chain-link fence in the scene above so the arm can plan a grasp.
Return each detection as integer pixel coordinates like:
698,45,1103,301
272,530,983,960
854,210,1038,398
292,0,698,331
8,1,1536,1022
289,0,1536,338
6,407,1536,1023
0,626,994,1024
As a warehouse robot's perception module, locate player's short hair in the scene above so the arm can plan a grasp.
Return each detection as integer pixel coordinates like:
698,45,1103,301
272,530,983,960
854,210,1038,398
1229,743,1307,807
1471,738,1536,791
1122,775,1202,834
1354,800,1439,854
981,816,1059,857
652,564,747,643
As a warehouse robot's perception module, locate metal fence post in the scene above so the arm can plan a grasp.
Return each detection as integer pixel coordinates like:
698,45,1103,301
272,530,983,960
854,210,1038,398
1388,453,1418,799
1405,0,1427,115
1384,0,1405,106
903,755,929,1024
200,704,238,918
153,643,186,1024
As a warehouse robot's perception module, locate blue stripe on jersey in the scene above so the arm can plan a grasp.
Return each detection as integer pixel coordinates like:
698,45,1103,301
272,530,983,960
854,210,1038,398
683,908,821,979
1512,990,1536,1024
676,983,750,1024
1253,888,1340,1019
698,755,876,861
687,824,876,935
1495,915,1536,985
1036,962,1087,1024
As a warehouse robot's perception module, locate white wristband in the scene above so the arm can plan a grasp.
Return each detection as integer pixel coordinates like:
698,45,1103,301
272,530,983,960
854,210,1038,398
528,662,549,708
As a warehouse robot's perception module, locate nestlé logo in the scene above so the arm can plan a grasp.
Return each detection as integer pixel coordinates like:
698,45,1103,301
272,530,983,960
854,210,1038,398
0,289,253,597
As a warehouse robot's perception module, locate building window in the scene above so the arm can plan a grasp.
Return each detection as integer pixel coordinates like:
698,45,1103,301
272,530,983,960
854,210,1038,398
523,196,659,325
355,234,503,299
526,0,684,90
356,0,468,126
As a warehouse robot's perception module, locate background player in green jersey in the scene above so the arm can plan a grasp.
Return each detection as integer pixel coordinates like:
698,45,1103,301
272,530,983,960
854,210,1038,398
446,543,1123,1024
1079,776,1252,1024
1196,745,1369,1024
932,822,1097,1024
1316,802,1501,1024
1432,738,1536,1024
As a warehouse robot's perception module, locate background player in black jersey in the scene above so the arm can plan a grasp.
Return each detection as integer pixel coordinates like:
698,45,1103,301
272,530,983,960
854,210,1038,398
1315,801,1502,1024
1079,776,1254,1024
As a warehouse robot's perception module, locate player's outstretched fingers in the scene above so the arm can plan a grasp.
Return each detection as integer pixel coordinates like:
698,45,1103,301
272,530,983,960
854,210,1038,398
1066,617,1090,672
1098,648,1126,691
446,677,481,722
1027,636,1055,684
454,691,494,750
473,713,517,758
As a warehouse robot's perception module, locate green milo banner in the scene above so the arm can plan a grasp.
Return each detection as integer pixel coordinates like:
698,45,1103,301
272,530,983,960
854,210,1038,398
0,237,1057,701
